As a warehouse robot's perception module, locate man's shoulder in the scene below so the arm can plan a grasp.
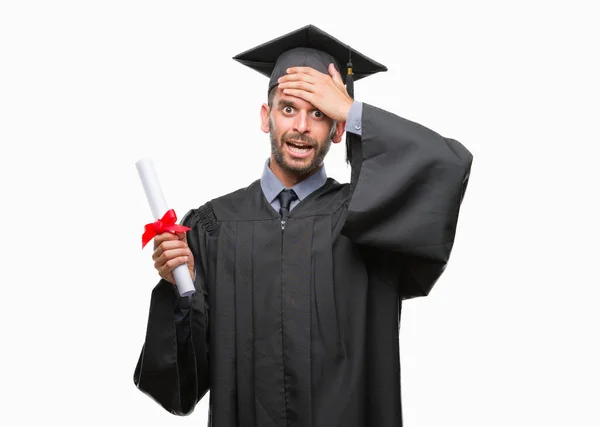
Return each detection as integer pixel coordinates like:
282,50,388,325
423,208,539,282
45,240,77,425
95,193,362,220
205,179,266,222
182,180,260,226
211,179,261,205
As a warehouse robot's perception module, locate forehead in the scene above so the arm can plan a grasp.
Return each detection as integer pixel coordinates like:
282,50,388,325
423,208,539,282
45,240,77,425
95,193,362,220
273,86,317,110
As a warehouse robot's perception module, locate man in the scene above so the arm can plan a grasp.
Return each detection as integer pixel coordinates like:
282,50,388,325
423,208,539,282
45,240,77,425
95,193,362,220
133,25,473,427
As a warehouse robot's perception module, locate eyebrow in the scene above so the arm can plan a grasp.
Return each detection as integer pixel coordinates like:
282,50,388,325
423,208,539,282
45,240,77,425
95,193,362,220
277,99,296,109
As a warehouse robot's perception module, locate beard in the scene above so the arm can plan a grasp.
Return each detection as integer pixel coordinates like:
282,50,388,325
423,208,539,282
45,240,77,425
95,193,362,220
269,116,336,176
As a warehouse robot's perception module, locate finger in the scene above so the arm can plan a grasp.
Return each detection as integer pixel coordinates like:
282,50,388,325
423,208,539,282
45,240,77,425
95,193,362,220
329,63,344,86
154,231,179,244
153,231,179,249
157,255,190,276
155,247,193,266
157,240,188,253
153,239,188,261
157,244,192,259
281,88,314,103
278,80,316,93
175,231,188,242
285,66,325,78
278,73,318,84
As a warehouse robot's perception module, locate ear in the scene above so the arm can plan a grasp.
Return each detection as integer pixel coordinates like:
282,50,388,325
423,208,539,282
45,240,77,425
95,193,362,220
260,103,270,133
331,120,346,144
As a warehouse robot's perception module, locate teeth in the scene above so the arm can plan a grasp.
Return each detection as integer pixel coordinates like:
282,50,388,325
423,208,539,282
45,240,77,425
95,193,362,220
288,144,310,153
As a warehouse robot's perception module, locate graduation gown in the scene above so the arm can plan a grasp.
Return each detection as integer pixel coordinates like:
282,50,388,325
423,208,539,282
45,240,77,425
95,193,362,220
133,103,473,426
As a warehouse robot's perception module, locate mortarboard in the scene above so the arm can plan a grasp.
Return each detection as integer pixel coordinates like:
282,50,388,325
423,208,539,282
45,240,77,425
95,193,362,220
233,24,388,164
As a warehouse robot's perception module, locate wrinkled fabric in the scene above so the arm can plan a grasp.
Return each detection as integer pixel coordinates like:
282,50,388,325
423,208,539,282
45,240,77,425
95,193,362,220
134,103,473,426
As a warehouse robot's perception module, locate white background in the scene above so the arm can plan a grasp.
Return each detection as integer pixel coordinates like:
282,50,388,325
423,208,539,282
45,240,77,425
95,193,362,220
1,1,598,426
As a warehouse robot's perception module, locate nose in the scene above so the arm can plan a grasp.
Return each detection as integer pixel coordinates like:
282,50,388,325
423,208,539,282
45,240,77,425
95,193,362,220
293,111,309,134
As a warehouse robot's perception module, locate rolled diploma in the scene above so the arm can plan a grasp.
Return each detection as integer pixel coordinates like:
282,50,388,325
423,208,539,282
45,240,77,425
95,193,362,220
136,157,195,297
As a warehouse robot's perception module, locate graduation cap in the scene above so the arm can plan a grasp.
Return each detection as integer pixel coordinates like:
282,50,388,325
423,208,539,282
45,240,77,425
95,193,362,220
233,24,387,164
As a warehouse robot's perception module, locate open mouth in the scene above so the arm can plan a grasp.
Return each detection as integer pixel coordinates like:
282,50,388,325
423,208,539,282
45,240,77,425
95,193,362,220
285,141,314,157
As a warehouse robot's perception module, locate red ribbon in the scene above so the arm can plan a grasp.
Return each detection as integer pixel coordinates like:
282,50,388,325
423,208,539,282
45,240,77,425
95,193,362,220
142,209,191,248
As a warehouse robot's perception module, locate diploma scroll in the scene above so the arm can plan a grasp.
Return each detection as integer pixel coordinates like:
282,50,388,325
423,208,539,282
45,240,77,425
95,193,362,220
136,157,195,297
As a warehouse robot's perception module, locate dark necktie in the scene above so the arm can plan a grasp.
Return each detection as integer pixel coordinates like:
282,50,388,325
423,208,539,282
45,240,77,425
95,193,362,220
278,189,297,221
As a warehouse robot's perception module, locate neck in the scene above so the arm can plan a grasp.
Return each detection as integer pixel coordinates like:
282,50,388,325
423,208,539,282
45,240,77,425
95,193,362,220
269,155,321,188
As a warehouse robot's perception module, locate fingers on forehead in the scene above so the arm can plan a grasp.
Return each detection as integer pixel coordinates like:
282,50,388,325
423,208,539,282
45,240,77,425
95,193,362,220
287,66,321,75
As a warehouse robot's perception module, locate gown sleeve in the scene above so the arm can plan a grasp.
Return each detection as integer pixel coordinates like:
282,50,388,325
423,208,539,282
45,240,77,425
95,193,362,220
133,204,212,415
341,103,473,300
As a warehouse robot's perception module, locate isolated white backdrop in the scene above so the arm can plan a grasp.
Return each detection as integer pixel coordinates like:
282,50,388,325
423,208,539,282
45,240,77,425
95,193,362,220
1,1,598,426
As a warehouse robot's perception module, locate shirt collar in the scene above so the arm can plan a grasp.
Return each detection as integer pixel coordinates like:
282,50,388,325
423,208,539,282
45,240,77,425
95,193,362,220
260,157,328,204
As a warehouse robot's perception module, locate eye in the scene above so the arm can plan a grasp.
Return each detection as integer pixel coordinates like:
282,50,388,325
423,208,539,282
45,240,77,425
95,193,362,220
312,110,324,119
283,106,294,114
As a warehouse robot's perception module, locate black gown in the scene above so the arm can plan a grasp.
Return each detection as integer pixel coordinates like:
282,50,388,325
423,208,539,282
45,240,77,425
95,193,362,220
133,103,473,427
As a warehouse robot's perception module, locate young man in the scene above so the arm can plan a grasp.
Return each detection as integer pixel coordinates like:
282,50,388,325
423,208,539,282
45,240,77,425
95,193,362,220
134,25,473,427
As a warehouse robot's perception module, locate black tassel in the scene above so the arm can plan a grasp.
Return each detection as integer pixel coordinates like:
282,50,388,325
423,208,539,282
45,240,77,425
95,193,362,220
346,61,354,99
345,54,354,165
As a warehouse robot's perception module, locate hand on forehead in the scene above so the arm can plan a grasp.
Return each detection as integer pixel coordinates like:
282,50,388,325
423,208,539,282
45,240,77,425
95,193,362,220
278,64,343,83
276,63,351,122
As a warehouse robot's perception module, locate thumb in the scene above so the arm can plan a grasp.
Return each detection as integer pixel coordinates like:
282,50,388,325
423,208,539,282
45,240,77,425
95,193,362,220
329,63,344,86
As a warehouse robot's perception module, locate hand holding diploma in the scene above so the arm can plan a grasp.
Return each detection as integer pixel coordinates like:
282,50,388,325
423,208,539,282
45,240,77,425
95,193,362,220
152,231,195,292
136,158,196,297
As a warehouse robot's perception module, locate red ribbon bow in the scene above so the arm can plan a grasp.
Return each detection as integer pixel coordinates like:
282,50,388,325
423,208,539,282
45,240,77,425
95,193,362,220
142,209,191,248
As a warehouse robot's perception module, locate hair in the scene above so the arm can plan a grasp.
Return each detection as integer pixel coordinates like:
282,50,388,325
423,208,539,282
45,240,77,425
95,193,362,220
267,86,277,108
